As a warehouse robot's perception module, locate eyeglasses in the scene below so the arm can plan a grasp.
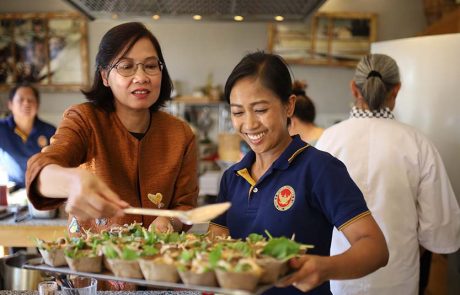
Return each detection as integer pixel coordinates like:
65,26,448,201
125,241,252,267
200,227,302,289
108,58,164,77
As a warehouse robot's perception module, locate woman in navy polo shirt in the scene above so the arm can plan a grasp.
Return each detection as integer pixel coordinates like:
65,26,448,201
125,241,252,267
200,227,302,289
209,52,389,294
0,83,55,189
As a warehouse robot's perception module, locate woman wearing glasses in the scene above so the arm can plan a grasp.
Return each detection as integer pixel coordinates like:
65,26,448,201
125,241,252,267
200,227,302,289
26,22,198,235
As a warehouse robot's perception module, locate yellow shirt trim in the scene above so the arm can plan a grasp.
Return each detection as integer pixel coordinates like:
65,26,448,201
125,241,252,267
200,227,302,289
237,168,257,196
237,168,256,186
288,144,310,163
14,127,28,143
337,210,371,231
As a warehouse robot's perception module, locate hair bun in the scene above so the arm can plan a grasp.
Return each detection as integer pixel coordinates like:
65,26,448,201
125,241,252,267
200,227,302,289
292,80,308,96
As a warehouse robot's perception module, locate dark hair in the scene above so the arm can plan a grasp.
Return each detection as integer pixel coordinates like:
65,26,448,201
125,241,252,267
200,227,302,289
81,22,173,112
9,83,40,104
224,51,292,104
293,95,316,123
354,54,400,111
292,87,316,123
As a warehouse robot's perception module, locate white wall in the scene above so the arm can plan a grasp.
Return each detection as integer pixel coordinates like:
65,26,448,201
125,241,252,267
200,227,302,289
0,0,427,127
88,20,268,97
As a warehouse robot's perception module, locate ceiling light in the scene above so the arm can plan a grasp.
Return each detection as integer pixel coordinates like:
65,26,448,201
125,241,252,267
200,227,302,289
193,15,202,21
234,15,244,22
152,14,160,20
275,15,284,21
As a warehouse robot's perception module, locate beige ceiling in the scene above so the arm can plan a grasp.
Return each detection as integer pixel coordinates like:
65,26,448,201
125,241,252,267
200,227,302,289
63,0,326,21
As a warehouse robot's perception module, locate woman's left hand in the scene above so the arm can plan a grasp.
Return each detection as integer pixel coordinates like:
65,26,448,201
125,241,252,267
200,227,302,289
276,254,328,292
148,216,174,233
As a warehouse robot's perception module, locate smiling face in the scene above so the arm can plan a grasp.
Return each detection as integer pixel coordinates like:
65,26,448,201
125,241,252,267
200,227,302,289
101,37,162,115
229,77,295,158
8,86,38,121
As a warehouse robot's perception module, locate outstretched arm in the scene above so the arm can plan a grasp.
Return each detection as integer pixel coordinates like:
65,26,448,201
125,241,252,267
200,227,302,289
278,214,388,292
37,164,129,220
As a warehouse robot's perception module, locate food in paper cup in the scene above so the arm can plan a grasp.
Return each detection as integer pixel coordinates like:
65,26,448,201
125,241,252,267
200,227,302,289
65,253,102,273
64,236,103,273
36,237,68,267
102,244,143,279
215,258,263,292
177,249,218,287
106,258,143,279
257,233,305,283
179,269,217,287
139,255,180,282
255,256,289,284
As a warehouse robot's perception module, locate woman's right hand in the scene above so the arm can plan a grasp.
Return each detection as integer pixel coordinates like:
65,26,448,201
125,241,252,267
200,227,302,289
37,164,129,221
65,169,129,220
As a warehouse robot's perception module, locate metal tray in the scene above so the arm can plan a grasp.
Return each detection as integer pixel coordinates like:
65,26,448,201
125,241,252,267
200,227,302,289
24,257,277,295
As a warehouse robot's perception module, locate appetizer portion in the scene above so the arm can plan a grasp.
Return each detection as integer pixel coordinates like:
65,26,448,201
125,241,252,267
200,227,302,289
64,235,103,273
36,223,313,292
36,237,68,267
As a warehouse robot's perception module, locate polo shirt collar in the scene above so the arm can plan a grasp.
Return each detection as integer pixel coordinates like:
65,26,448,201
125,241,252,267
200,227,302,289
6,115,15,129
7,115,40,142
232,148,255,172
232,135,309,173
273,135,309,170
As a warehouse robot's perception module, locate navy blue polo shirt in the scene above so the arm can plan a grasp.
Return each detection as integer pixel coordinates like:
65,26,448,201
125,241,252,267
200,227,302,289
0,115,56,188
212,135,369,295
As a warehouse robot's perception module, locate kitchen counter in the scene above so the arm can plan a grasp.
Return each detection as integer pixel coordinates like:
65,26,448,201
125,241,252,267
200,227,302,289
0,292,200,295
0,216,67,247
0,216,208,248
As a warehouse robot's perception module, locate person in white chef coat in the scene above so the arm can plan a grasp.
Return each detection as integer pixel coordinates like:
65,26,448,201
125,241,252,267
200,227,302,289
316,53,460,295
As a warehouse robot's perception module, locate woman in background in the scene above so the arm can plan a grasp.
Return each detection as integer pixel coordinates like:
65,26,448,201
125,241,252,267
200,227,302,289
26,22,198,236
316,53,460,295
0,83,55,190
288,80,323,145
209,52,388,294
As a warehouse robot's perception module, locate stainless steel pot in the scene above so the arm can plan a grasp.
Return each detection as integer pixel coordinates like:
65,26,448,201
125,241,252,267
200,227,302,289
2,253,45,290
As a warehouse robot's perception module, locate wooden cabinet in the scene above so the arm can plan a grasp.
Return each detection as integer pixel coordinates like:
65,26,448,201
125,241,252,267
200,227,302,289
268,12,377,67
0,12,89,91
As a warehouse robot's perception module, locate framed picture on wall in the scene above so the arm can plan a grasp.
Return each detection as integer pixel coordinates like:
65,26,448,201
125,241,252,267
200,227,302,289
268,12,377,67
0,12,89,91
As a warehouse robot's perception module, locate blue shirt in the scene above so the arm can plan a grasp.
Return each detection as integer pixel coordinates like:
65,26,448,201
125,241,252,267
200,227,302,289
212,135,369,295
0,115,55,188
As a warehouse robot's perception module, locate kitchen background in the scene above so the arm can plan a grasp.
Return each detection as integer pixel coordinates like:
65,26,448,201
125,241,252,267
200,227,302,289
0,0,434,189
0,0,459,293
0,0,428,128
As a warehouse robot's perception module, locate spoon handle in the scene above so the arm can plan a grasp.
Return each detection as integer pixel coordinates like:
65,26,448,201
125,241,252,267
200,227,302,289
124,207,185,219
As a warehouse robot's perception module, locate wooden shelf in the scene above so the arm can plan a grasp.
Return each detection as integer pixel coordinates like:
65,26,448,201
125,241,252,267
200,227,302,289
268,11,377,67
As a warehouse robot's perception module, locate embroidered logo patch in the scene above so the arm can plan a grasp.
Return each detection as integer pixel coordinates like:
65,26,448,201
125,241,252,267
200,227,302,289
274,185,295,211
148,192,164,208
